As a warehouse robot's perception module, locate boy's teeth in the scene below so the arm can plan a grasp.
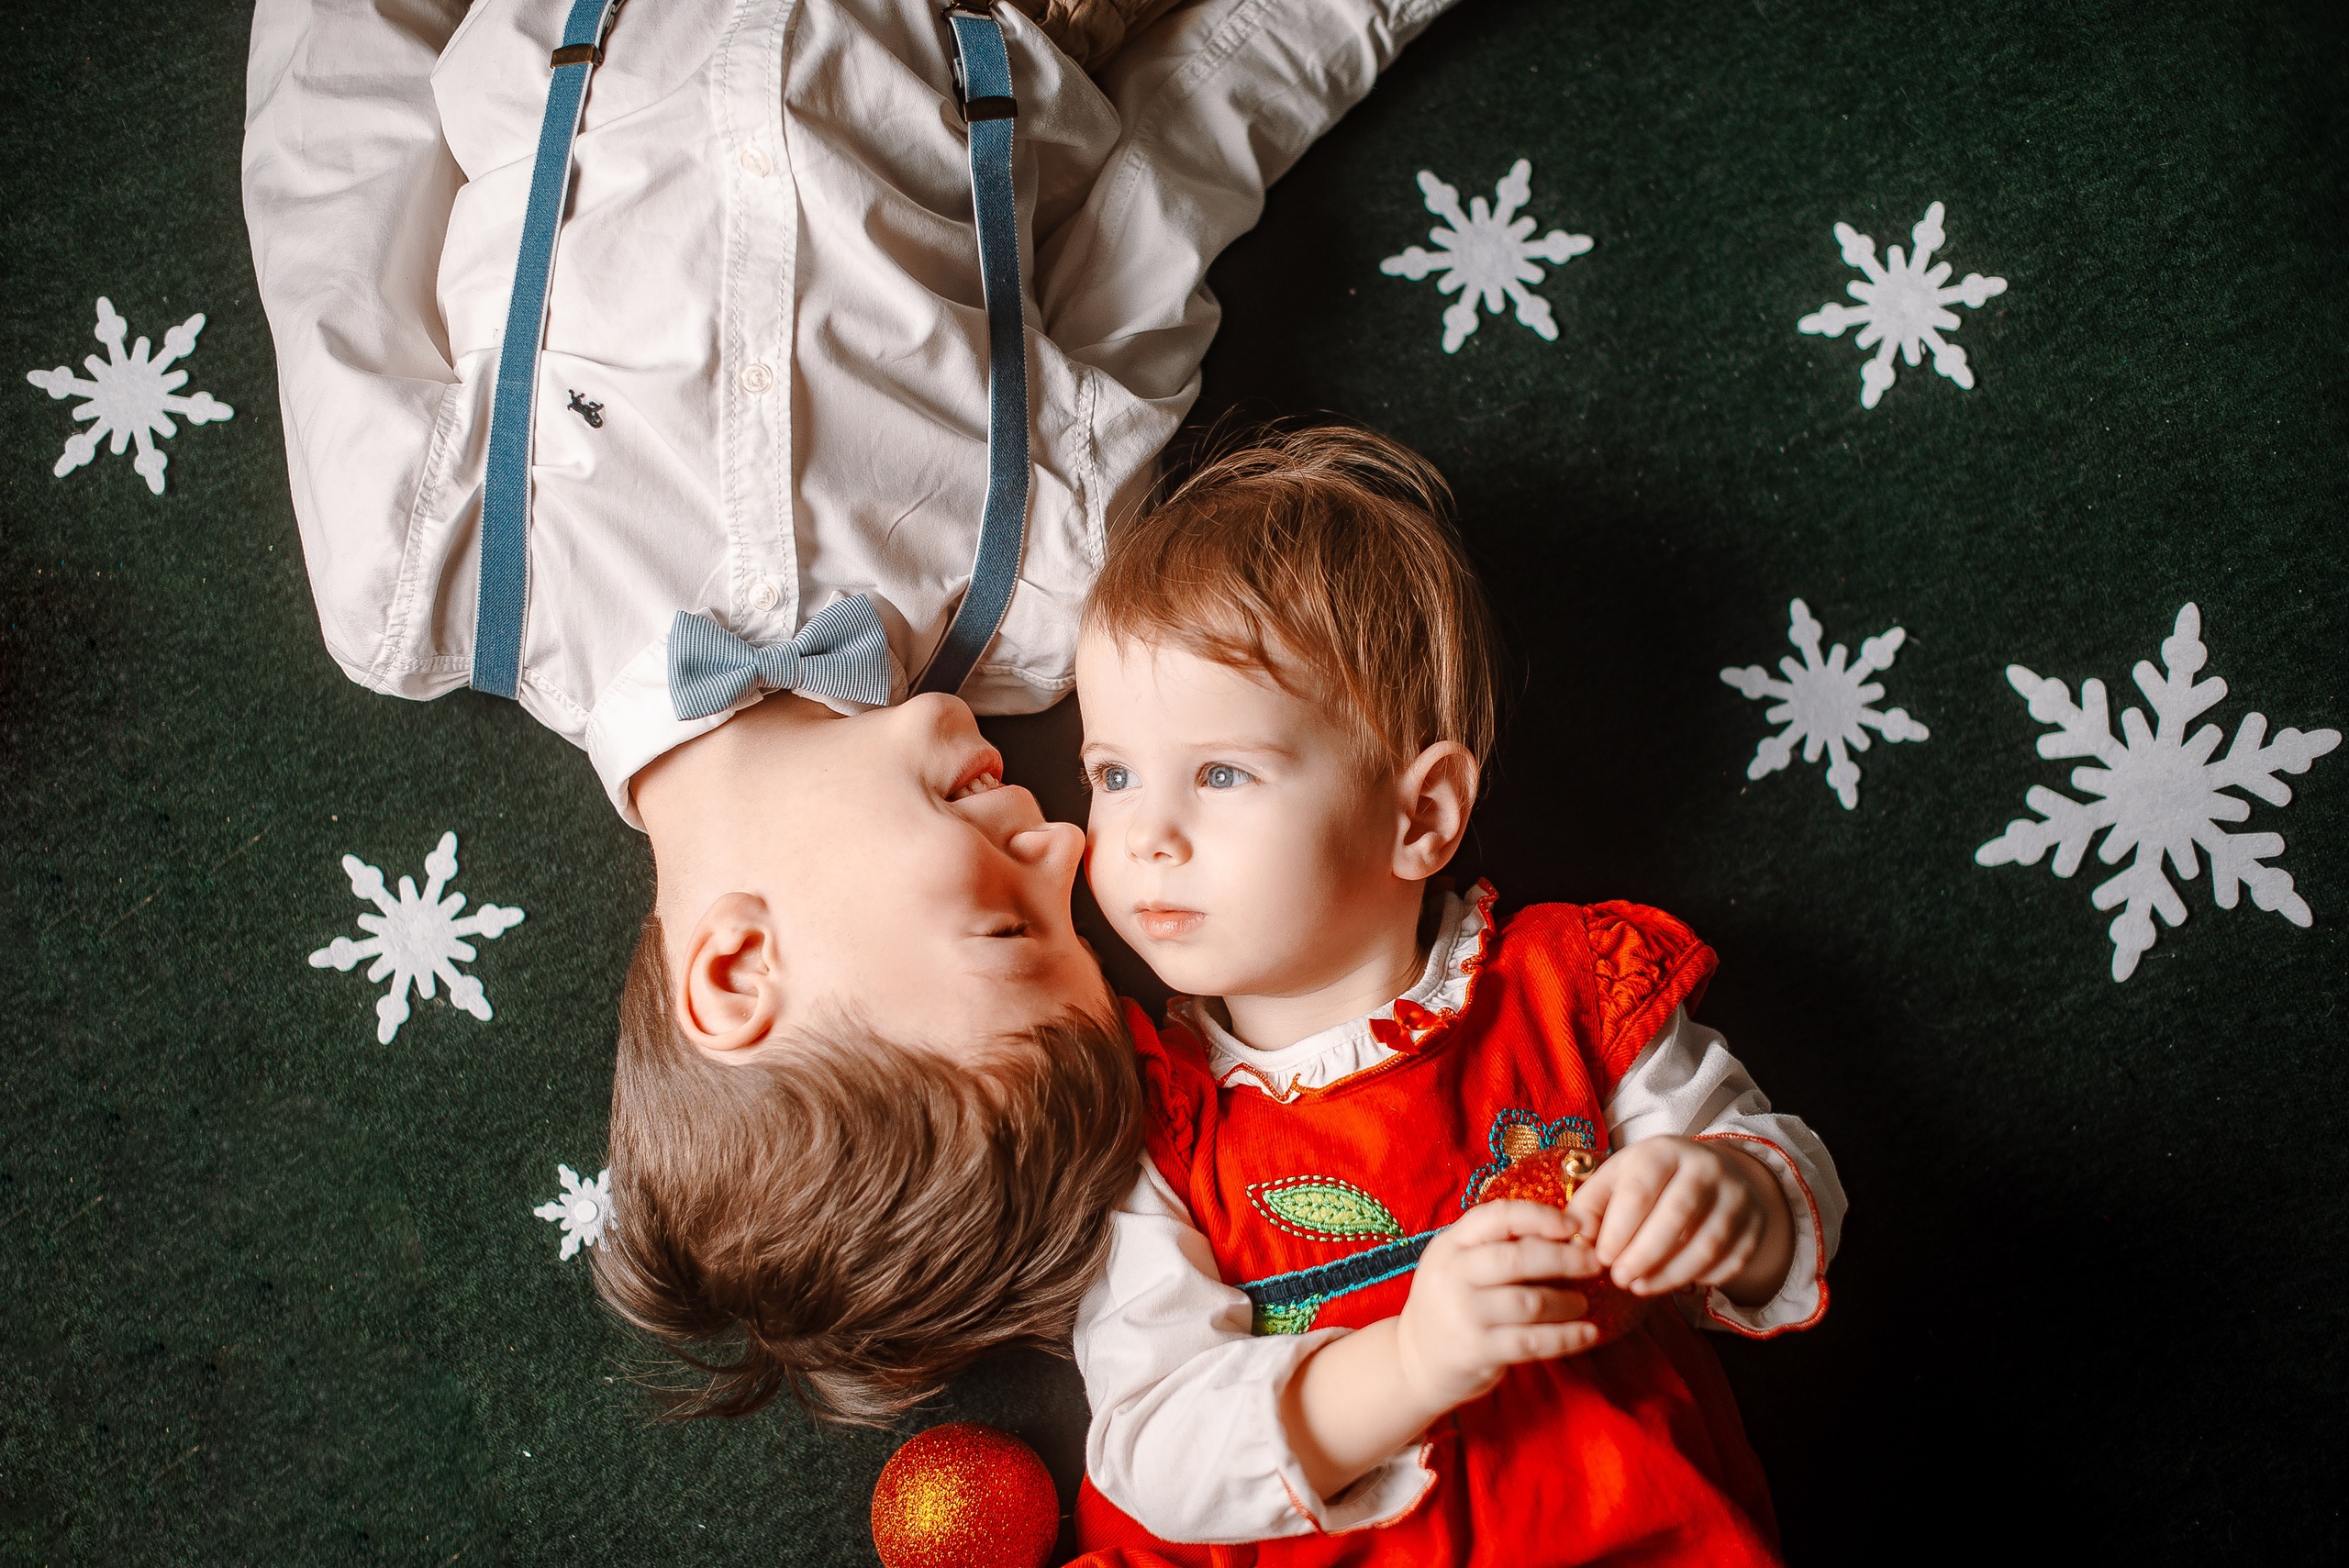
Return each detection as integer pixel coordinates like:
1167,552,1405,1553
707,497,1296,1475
952,772,1002,801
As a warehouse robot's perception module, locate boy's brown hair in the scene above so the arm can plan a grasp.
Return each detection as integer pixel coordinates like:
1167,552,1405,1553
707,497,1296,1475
592,918,1142,1424
1086,422,1500,775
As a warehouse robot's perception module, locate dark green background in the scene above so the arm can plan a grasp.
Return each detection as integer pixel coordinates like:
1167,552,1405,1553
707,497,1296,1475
4,0,2342,1562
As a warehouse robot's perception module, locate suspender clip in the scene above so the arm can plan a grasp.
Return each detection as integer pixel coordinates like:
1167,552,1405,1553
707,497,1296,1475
942,2,1016,122
551,42,604,68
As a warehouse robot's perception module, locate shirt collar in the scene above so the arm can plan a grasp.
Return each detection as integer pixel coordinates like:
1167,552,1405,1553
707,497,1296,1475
584,613,899,830
1171,880,1497,1102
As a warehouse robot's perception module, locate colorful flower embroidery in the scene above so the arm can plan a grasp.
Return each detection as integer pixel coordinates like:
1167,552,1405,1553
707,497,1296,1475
1463,1108,1597,1209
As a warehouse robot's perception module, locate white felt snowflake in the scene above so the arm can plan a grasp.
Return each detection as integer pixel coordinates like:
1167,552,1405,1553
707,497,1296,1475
1976,605,2339,982
1722,599,1931,809
1798,202,2006,408
25,297,233,494
1380,160,1593,353
533,1164,612,1260
308,831,525,1042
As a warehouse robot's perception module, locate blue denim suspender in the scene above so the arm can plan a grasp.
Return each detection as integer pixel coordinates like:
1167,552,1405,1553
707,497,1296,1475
471,0,1032,702
473,0,626,700
917,3,1031,696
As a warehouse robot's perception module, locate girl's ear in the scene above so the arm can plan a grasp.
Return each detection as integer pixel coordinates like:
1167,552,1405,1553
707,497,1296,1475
674,892,786,1060
1393,740,1479,882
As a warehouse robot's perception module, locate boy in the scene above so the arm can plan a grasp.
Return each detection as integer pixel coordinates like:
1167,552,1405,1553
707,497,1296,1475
1066,427,1842,1559
241,0,1464,1416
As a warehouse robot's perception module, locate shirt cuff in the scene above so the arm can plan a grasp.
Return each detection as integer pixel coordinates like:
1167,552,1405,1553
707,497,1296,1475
1690,1130,1831,1337
1270,1365,1439,1536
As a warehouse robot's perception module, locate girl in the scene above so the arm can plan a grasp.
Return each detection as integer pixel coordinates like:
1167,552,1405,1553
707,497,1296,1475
1068,427,1843,1565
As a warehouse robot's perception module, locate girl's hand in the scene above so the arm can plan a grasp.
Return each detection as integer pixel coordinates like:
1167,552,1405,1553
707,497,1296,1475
1564,1136,1793,1306
1392,1200,1605,1414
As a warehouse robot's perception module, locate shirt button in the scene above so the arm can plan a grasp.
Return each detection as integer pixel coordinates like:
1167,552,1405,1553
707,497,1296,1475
739,146,770,178
740,362,774,395
747,577,780,612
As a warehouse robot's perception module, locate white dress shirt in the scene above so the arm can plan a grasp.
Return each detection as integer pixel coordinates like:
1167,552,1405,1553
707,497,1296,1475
1074,890,1847,1542
242,0,1458,822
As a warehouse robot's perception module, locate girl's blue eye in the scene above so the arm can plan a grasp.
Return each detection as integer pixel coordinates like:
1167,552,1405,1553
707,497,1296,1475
1202,763,1249,790
1098,765,1135,792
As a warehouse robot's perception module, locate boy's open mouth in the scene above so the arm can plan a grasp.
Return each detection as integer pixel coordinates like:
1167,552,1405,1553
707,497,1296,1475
946,749,1007,801
1132,905,1204,941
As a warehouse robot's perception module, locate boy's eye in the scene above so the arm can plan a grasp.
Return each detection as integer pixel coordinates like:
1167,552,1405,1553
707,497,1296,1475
1097,764,1136,792
1201,763,1251,790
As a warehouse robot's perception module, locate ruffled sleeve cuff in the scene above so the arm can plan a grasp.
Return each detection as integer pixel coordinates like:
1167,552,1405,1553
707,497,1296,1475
1690,1129,1831,1337
1277,1406,1438,1535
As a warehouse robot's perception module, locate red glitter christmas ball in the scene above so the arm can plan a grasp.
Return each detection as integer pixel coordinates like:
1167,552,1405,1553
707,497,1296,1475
870,1422,1060,1568
1476,1144,1649,1344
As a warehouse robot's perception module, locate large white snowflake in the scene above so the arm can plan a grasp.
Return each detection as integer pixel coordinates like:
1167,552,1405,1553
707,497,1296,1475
1976,604,2338,982
25,296,234,495
308,831,525,1042
1797,202,2006,409
1380,159,1593,353
1722,599,1931,810
533,1164,612,1261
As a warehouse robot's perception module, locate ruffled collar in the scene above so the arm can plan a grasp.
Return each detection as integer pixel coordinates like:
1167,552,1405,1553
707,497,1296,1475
1169,880,1497,1102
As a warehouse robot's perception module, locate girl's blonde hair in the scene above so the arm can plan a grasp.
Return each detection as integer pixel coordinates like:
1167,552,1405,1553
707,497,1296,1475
1086,422,1499,777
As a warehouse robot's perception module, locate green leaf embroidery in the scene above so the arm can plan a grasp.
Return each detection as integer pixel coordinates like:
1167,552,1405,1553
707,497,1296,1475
1253,1178,1403,1240
1254,1297,1323,1336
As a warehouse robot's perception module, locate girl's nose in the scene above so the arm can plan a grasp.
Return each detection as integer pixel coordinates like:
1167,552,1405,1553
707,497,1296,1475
1127,805,1189,865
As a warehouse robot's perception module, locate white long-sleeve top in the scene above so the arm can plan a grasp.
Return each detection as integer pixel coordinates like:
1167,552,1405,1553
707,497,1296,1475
1074,890,1846,1543
241,0,1456,822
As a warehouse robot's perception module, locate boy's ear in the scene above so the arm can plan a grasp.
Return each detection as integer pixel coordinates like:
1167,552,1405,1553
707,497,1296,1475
675,892,786,1060
1393,740,1479,882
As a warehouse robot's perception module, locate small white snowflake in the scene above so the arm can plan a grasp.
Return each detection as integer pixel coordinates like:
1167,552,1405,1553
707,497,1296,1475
1797,202,2006,408
1722,599,1931,810
25,297,234,494
1380,159,1593,353
533,1164,612,1260
1976,605,2338,982
308,831,525,1042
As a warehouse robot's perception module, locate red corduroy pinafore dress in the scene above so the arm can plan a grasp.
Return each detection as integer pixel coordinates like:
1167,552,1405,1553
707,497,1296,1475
1073,891,1783,1568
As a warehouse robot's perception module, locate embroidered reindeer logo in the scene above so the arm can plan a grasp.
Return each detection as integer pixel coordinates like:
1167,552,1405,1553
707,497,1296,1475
565,389,604,428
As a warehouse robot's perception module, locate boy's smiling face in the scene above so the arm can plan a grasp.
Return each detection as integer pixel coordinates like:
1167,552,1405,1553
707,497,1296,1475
635,691,1110,1062
1076,629,1425,1015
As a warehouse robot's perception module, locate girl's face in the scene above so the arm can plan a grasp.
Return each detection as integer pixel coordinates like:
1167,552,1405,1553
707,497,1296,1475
1076,629,1415,1007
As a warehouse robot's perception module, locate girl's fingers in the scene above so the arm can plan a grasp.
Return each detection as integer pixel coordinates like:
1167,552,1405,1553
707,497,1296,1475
1474,1283,1588,1328
1445,1199,1576,1251
1693,1221,1762,1288
1495,1319,1603,1364
1553,1238,1606,1280
1634,1196,1746,1295
1457,1236,1584,1288
1561,1156,1619,1237
1607,1170,1711,1287
1589,1151,1675,1265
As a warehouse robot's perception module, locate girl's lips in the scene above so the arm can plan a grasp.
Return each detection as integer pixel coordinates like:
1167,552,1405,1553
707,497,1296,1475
1134,906,1204,941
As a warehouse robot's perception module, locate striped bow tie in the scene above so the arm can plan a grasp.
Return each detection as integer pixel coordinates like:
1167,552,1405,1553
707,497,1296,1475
666,595,895,720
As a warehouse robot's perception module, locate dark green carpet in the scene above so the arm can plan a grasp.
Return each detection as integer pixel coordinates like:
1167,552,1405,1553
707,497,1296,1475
4,0,2342,1562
